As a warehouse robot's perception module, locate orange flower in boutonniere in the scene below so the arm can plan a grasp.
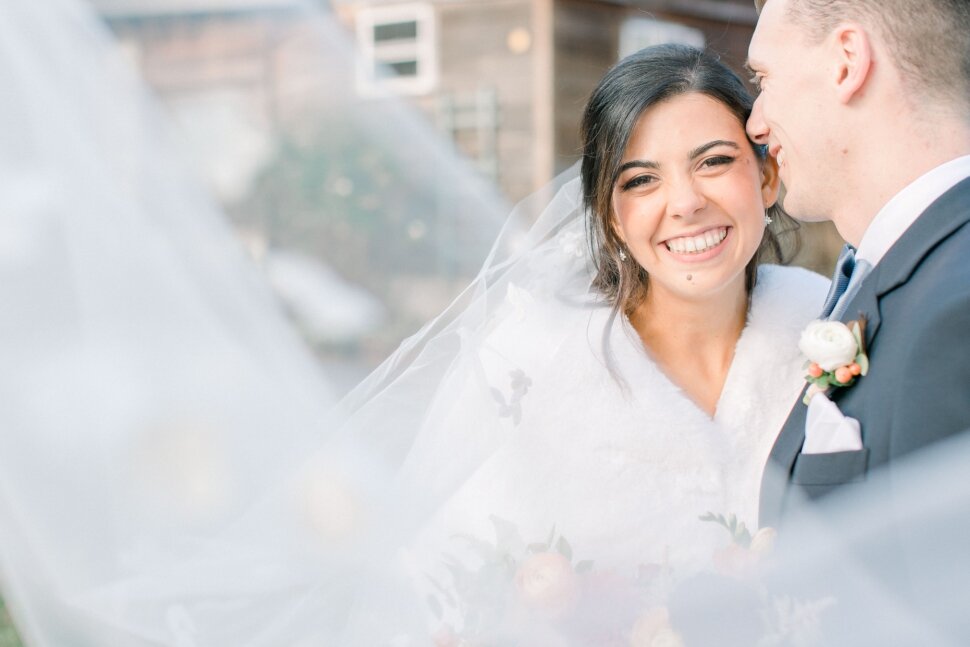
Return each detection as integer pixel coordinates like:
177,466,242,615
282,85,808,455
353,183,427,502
798,317,869,404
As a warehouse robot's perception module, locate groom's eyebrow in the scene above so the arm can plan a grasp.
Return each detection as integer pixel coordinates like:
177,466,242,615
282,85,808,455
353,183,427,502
745,57,766,74
689,140,741,159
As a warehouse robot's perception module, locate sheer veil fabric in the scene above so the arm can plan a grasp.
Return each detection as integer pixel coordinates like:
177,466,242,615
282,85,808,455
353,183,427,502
0,1,352,644
2,1,969,646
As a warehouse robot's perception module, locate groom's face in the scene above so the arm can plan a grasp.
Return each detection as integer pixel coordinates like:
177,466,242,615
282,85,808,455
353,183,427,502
746,0,836,221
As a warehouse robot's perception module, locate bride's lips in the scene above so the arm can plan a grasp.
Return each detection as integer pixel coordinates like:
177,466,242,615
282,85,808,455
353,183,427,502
660,226,732,263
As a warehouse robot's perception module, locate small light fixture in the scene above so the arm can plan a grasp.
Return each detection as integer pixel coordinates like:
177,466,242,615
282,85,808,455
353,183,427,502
506,27,532,54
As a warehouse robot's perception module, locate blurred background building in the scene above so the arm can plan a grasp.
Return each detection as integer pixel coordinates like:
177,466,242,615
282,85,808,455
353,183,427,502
336,0,760,201
88,0,842,393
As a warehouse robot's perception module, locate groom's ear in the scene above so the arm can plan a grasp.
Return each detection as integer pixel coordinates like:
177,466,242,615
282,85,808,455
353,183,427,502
831,23,873,104
760,154,781,207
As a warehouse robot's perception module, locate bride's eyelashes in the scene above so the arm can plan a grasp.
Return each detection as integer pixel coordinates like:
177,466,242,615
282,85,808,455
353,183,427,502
699,155,736,170
621,174,658,191
619,155,737,191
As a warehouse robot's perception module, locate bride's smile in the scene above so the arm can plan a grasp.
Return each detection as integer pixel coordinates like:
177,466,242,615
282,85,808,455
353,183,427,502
662,225,730,256
661,225,734,265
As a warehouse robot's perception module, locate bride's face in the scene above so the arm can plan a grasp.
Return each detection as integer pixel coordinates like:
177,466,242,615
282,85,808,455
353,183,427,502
611,92,779,302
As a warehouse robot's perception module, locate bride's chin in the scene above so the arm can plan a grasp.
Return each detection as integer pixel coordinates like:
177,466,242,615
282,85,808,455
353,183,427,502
667,270,750,302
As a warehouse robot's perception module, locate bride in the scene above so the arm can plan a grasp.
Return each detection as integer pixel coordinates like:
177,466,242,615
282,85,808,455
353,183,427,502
380,44,829,645
0,0,836,643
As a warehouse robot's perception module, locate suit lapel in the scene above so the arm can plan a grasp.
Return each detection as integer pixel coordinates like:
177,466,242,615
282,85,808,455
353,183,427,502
870,177,970,297
760,395,807,525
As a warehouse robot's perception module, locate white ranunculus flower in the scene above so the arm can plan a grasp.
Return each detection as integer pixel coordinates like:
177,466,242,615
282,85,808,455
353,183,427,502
798,320,858,371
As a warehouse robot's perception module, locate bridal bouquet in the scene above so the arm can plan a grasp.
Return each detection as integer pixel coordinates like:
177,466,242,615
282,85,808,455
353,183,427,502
426,515,678,647
427,514,833,647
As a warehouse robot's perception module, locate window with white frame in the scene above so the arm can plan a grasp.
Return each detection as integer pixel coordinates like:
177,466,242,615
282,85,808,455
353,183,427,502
356,3,437,96
618,17,705,60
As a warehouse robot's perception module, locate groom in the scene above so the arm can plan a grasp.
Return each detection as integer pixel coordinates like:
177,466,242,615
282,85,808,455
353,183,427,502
741,1,970,639
746,0,970,526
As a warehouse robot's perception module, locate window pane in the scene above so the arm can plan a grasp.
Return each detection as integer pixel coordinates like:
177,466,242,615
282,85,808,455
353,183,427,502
375,59,419,78
373,21,418,43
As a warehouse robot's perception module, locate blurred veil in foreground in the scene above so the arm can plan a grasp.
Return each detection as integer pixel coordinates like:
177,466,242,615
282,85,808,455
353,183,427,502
0,0,344,642
0,0,968,645
0,0,514,643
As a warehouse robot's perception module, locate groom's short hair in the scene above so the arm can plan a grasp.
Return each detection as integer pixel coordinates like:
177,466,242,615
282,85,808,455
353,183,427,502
755,0,970,111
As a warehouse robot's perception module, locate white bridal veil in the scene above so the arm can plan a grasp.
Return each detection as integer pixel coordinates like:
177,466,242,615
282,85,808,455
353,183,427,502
0,0,577,643
0,0,346,643
1,0,968,645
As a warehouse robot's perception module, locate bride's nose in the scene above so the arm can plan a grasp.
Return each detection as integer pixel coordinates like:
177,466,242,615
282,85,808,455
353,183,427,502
666,178,707,219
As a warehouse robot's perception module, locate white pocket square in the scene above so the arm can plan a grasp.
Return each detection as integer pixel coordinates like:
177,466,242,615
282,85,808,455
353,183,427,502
802,393,864,454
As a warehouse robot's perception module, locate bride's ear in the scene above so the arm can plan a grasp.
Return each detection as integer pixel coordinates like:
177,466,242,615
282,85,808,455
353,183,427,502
760,155,781,207
609,204,627,246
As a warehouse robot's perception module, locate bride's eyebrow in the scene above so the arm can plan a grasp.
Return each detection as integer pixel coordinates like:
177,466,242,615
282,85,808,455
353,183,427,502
689,140,740,160
616,159,660,175
615,140,739,178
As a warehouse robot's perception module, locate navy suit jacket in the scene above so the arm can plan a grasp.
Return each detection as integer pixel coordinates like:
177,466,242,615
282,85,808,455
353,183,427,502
761,176,970,526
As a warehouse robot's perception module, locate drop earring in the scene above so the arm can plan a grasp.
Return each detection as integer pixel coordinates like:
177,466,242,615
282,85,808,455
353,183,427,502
618,249,628,261
764,212,774,226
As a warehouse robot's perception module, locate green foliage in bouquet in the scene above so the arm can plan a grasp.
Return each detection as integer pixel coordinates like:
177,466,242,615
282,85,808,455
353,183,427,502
0,598,24,647
699,511,754,548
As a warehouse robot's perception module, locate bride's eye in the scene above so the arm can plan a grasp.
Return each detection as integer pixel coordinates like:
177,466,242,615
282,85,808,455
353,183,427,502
621,174,657,191
699,155,735,170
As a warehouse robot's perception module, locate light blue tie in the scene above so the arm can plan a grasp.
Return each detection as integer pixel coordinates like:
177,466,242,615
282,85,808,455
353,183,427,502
829,257,872,321
820,244,856,318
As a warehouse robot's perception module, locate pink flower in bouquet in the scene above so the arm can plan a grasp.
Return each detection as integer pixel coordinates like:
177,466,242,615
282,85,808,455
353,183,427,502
432,624,459,647
712,543,759,578
713,527,777,577
513,551,581,618
629,606,685,647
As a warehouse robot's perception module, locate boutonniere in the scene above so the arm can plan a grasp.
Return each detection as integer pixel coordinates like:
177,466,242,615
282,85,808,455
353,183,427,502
798,317,869,404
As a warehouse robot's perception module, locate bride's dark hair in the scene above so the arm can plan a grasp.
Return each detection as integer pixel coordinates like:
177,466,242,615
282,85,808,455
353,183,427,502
580,43,797,315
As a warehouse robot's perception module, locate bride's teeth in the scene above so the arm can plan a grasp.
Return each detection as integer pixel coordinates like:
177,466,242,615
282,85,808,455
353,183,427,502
664,227,727,255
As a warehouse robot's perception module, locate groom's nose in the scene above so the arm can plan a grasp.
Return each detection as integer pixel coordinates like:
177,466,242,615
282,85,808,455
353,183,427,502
747,95,770,146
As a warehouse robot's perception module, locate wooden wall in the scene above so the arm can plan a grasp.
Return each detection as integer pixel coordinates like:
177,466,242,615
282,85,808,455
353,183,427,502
426,0,537,202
